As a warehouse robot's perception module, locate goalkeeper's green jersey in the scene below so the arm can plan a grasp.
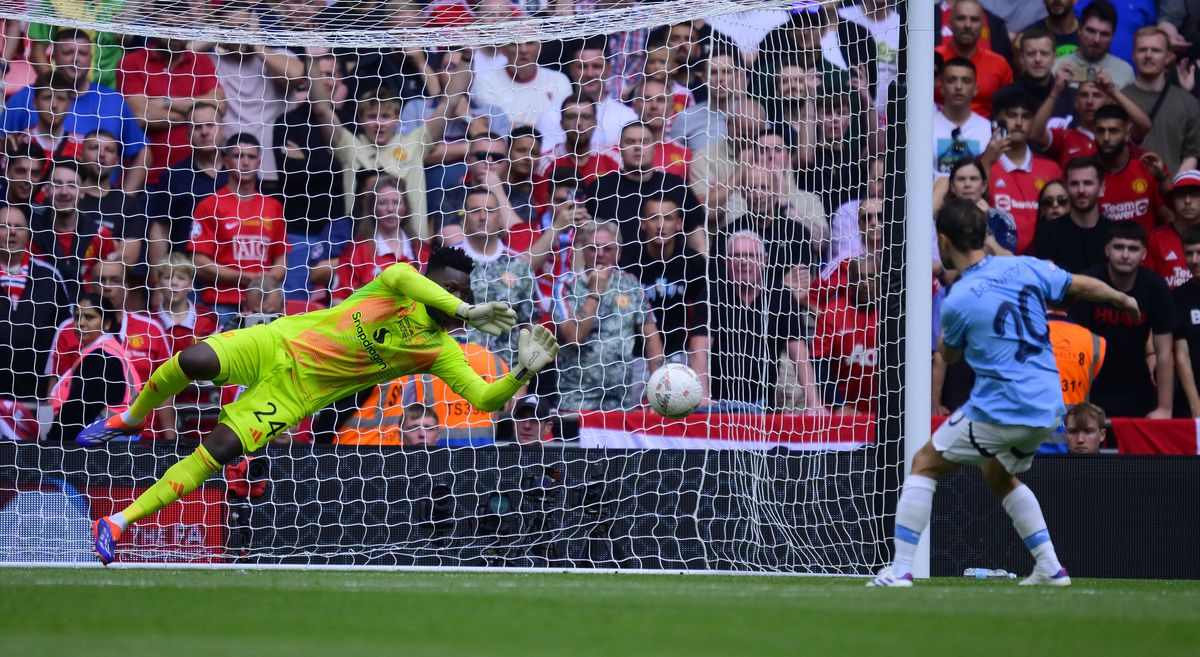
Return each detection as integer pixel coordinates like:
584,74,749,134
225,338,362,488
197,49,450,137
267,262,522,412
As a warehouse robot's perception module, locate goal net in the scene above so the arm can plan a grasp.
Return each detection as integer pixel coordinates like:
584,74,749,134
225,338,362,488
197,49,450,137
0,0,909,572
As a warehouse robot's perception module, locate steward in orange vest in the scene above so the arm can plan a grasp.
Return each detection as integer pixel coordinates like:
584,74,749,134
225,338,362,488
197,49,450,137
334,334,508,446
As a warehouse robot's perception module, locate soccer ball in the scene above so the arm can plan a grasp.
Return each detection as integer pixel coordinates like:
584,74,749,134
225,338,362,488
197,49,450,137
646,364,703,418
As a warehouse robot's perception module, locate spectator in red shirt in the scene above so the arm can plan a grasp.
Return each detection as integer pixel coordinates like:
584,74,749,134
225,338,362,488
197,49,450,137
1147,170,1200,288
424,0,524,29
152,252,218,357
641,39,696,117
93,259,169,377
47,292,111,382
536,38,637,155
532,93,621,208
118,35,223,186
935,0,1013,118
332,176,427,302
518,172,592,314
188,133,288,322
937,0,1013,59
984,88,1064,253
1031,65,1152,170
624,76,691,179
1093,103,1170,232
29,160,117,298
814,256,879,415
92,257,173,439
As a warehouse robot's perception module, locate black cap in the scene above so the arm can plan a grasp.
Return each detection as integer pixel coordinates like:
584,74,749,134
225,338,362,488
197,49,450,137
513,395,552,420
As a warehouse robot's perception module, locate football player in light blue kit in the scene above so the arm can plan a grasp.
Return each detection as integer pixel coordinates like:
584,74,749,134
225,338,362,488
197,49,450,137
869,199,1139,587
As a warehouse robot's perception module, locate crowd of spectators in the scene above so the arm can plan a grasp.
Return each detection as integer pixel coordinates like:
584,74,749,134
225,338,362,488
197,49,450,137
3,0,1200,447
932,0,1200,453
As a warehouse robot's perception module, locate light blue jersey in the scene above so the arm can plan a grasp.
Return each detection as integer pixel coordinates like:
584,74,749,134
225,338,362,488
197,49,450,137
941,256,1072,427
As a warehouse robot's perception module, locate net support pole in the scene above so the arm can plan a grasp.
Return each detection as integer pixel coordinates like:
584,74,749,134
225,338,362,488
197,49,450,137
903,0,936,579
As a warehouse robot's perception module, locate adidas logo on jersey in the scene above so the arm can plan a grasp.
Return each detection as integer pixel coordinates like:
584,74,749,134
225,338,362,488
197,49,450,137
994,179,1007,188
1166,251,1179,261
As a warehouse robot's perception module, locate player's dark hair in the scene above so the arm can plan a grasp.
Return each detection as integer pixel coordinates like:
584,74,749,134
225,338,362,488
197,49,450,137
1065,156,1104,181
76,292,118,333
705,32,743,63
47,69,76,92
425,245,475,278
759,123,797,150
620,120,652,138
936,198,988,252
1107,220,1148,246
464,186,497,209
1093,103,1129,124
941,56,976,77
990,86,1038,118
1182,225,1200,247
641,195,680,217
547,166,584,197
1020,24,1055,48
49,158,81,179
510,124,542,145
1080,0,1118,30
561,91,597,112
572,35,611,59
223,132,261,150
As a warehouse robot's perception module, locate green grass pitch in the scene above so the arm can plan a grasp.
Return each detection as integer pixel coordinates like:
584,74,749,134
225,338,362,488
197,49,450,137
2,569,1198,657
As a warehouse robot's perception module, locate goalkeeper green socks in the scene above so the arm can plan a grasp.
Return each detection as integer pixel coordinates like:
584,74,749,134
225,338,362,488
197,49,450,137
120,445,222,525
123,354,192,424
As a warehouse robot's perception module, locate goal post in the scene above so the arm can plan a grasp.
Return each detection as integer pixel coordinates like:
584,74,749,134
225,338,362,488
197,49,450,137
901,0,935,579
0,0,924,573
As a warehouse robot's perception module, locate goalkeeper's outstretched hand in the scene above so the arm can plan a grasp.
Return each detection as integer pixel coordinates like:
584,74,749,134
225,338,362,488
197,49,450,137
513,325,560,383
456,301,517,336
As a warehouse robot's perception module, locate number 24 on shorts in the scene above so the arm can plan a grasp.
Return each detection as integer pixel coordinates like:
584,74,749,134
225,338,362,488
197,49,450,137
252,402,289,441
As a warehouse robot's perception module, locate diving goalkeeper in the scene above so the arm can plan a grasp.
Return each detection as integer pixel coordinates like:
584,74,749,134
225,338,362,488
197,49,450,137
76,246,560,565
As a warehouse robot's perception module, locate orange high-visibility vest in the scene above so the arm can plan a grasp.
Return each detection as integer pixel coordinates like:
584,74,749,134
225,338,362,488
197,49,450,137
334,340,508,445
49,334,143,414
1049,317,1107,405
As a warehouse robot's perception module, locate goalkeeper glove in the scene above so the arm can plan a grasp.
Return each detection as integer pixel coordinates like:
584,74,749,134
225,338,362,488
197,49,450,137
512,325,560,383
456,301,517,337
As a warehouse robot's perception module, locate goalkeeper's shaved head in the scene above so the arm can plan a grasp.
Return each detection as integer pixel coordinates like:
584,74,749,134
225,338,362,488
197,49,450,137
426,245,476,278
423,246,476,328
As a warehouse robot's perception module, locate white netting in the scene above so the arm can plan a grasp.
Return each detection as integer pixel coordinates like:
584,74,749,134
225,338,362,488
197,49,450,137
0,0,903,572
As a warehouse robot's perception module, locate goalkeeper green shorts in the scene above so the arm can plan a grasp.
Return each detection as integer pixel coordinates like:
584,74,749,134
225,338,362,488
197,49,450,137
203,325,311,454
